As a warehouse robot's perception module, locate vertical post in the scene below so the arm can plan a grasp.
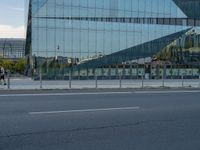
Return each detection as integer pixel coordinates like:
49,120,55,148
95,75,98,89
130,64,133,80
162,72,164,87
182,74,184,88
69,70,72,89
119,73,122,88
40,68,42,89
109,66,111,80
7,70,10,89
142,72,144,88
199,74,200,88
136,63,139,79
162,64,165,87
86,68,89,80
142,62,145,88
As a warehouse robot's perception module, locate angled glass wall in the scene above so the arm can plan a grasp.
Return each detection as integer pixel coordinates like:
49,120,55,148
25,0,200,78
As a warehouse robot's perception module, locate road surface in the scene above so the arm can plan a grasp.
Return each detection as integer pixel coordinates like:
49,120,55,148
0,89,200,150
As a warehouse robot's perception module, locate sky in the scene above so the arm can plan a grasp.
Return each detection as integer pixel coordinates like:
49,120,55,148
0,0,25,38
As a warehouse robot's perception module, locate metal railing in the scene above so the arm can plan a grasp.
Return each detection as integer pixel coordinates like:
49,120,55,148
3,73,200,90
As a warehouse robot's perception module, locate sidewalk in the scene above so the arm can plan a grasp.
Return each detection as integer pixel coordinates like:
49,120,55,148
0,77,200,90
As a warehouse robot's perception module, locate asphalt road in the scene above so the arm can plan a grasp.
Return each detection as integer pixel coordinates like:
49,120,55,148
0,89,200,150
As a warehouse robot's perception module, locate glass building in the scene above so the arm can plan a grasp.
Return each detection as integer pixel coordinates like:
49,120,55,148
0,38,25,60
25,0,200,78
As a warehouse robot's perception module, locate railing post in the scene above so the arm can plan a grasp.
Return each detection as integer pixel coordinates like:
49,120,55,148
95,75,98,89
69,71,72,89
119,74,122,88
182,74,184,88
199,74,200,88
162,65,166,87
40,69,42,89
142,72,144,88
7,70,10,89
162,72,164,87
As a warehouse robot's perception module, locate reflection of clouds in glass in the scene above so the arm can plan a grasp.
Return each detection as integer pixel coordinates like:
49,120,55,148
0,25,24,38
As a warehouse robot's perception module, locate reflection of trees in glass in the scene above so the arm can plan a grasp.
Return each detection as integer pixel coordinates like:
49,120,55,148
156,34,200,64
184,40,193,49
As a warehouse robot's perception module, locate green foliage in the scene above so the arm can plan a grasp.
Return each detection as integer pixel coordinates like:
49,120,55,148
1,59,14,71
0,58,25,74
14,58,25,74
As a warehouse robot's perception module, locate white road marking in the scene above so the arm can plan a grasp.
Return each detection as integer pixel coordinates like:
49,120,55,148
0,92,133,97
135,90,200,94
0,90,199,97
29,106,140,115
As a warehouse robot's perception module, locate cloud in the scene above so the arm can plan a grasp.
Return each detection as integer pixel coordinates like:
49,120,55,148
9,7,24,12
0,25,25,38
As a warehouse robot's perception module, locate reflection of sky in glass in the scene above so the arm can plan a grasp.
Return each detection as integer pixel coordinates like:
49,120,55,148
33,0,187,18
30,0,192,58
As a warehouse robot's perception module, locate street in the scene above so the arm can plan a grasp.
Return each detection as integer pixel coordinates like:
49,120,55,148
0,89,200,150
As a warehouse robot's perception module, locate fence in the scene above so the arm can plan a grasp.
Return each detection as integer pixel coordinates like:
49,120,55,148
2,70,200,90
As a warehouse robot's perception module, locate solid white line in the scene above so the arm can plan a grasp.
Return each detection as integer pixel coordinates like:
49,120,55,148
135,90,200,94
0,90,199,97
29,106,140,115
0,92,133,97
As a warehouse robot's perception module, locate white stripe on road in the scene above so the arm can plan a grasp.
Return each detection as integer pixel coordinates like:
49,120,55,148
0,92,132,97
135,90,200,94
29,106,140,115
0,90,199,97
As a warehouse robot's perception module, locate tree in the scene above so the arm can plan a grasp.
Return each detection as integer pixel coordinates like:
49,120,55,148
1,59,14,72
15,58,25,74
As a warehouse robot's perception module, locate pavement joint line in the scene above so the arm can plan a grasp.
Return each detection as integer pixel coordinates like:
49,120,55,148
0,92,133,97
28,106,140,115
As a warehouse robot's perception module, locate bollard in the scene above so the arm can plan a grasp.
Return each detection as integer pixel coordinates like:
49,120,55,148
69,73,72,89
95,75,98,89
7,70,10,89
40,70,42,89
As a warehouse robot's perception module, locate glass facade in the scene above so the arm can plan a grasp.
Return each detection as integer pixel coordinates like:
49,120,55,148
0,39,25,59
25,0,200,78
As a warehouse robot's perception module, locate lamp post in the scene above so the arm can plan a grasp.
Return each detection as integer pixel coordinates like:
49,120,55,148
56,45,59,60
54,45,59,78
